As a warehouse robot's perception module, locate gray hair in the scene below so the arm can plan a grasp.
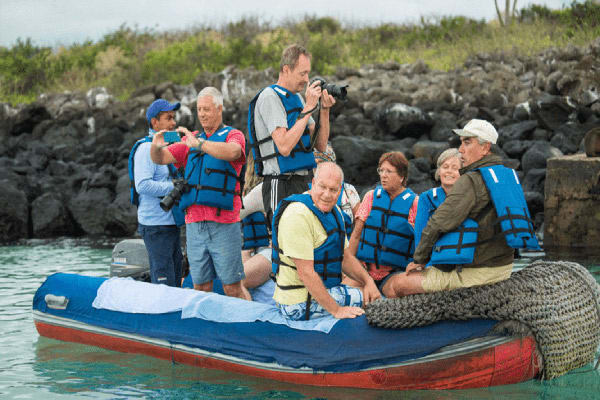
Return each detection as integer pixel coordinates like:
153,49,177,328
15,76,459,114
435,148,461,181
198,87,223,107
314,161,344,184
280,44,311,72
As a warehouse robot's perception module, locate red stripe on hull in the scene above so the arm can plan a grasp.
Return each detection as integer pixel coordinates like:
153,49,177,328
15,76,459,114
34,320,540,390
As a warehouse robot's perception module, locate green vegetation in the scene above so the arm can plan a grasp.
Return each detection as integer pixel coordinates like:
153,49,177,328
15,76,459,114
1,1,599,105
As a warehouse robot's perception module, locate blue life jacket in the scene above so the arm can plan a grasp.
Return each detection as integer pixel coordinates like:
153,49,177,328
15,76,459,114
128,136,152,207
128,135,185,226
415,186,478,266
178,126,241,211
414,186,446,249
247,85,317,176
242,212,270,250
429,218,479,265
478,165,541,250
271,194,346,291
356,185,416,270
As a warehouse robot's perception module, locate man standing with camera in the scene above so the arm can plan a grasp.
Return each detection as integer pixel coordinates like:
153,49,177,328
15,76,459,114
248,44,336,224
129,99,184,287
150,87,251,301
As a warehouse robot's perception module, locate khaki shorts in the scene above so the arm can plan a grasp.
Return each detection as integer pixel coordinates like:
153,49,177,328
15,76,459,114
421,264,513,293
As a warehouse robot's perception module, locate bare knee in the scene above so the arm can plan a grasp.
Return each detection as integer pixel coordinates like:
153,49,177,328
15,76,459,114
223,282,252,301
383,272,425,298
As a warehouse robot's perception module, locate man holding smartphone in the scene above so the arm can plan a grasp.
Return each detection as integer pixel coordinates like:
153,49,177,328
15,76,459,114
150,87,251,301
127,99,185,287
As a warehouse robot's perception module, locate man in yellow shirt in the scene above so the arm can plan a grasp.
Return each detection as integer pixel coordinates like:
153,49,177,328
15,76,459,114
272,162,381,320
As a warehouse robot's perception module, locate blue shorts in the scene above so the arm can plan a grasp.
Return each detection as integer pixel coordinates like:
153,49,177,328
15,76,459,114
278,285,363,321
186,221,245,285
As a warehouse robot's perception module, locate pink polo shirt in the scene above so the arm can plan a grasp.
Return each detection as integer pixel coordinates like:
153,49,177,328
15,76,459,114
168,129,246,224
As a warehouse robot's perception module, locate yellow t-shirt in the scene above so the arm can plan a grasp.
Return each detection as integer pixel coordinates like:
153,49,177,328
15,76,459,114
273,202,348,305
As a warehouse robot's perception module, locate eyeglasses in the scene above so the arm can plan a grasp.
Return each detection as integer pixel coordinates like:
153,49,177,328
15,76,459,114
377,168,398,176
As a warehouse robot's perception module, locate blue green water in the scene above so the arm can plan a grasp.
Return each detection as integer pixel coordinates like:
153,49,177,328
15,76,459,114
1,238,599,399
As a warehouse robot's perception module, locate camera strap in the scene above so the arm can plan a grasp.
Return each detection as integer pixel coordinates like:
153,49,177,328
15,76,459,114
296,103,318,121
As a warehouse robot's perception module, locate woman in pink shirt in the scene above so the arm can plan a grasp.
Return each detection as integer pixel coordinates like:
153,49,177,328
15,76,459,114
344,152,418,298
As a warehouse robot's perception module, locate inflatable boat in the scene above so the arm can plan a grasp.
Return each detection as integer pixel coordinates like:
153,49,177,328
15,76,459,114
33,271,540,390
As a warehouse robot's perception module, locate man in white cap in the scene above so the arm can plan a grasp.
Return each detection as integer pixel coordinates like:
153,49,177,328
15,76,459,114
387,119,517,296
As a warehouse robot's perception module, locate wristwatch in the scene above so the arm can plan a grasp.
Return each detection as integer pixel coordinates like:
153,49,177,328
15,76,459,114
196,137,206,151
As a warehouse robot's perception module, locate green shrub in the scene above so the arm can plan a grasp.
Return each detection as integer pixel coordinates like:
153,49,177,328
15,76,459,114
0,38,52,94
1,3,598,105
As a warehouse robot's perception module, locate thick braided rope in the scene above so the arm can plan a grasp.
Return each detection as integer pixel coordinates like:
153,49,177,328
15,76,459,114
364,260,600,379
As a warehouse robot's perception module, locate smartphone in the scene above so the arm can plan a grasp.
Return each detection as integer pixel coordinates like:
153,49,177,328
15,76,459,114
163,131,181,143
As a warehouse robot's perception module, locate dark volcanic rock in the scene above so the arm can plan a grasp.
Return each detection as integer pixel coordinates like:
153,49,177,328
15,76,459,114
68,188,114,236
502,140,535,159
407,158,435,194
521,142,563,173
332,135,409,189
522,168,547,194
549,122,589,154
497,120,538,144
0,180,29,241
411,141,449,165
10,102,51,136
524,191,545,218
531,94,576,131
31,192,78,238
377,103,433,138
428,112,458,142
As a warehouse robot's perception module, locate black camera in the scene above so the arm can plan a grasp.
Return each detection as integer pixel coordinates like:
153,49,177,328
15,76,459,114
160,178,187,211
311,77,348,100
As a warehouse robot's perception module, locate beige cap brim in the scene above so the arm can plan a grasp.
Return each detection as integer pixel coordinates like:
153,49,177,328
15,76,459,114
452,128,477,137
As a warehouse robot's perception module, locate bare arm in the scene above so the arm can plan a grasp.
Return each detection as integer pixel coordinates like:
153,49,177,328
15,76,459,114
178,127,242,162
347,218,365,256
294,257,364,319
271,81,324,156
150,130,177,165
341,248,381,304
311,89,335,152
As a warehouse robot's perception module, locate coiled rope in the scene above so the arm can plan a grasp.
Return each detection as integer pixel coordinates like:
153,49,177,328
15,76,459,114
365,260,600,379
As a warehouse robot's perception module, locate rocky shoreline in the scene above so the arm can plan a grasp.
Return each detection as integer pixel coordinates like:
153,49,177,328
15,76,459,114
0,39,598,242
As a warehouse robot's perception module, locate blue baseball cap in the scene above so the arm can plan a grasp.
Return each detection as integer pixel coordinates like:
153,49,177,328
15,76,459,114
146,99,181,125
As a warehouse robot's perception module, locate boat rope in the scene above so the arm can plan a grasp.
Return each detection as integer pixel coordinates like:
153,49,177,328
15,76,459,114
364,260,600,380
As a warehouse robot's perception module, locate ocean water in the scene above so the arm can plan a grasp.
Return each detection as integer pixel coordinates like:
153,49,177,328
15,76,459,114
0,238,599,399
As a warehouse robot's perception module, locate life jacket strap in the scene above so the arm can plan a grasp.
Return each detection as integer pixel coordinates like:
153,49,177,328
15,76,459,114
371,206,409,219
496,207,536,238
362,223,413,240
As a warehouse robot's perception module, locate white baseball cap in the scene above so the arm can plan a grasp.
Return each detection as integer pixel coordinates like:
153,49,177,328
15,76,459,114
453,119,498,144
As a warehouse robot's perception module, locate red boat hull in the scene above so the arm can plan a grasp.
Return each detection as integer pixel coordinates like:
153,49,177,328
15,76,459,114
34,317,540,390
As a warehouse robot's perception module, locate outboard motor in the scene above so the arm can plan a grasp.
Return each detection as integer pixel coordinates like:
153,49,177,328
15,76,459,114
110,239,151,281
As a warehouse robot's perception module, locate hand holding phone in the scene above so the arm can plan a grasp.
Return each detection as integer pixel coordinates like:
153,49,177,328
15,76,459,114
163,131,181,143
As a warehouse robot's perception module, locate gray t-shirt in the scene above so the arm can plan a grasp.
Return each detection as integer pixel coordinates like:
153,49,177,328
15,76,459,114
254,86,314,176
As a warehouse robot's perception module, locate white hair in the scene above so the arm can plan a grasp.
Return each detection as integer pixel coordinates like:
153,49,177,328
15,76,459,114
198,87,223,108
435,148,461,181
314,161,344,184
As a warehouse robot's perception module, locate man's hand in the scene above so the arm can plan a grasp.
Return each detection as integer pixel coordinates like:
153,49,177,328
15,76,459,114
151,130,167,147
332,306,364,319
320,89,336,109
304,80,322,110
177,127,199,148
406,262,425,274
362,279,381,305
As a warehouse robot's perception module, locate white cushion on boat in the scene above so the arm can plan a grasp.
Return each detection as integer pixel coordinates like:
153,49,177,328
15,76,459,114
92,277,340,333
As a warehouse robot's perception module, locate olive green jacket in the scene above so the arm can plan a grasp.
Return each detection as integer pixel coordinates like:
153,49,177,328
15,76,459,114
413,154,514,268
